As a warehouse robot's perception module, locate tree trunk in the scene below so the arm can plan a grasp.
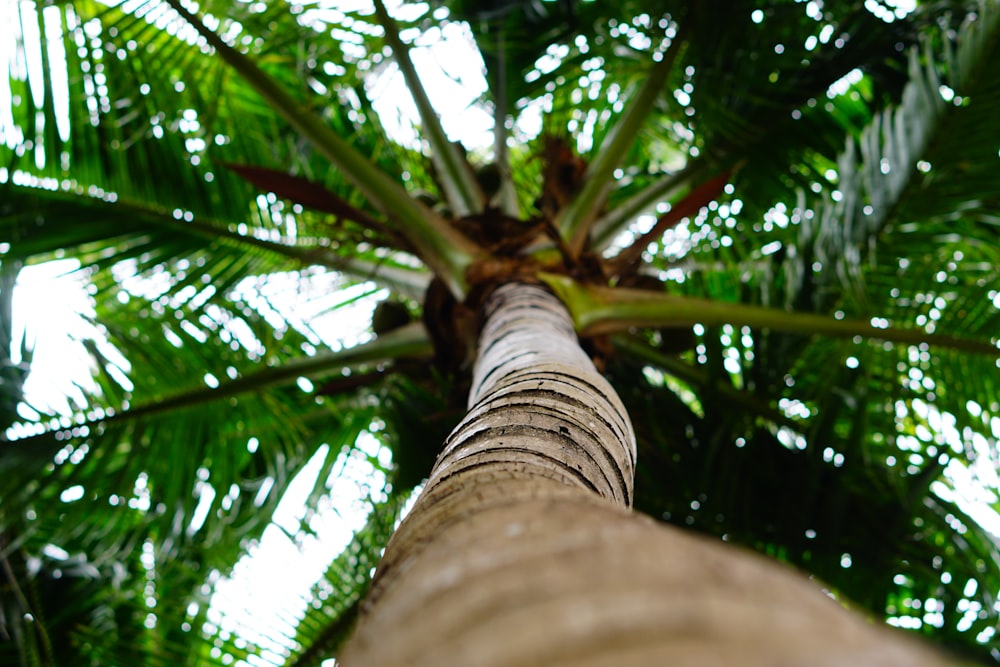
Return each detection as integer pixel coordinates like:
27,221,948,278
341,282,948,666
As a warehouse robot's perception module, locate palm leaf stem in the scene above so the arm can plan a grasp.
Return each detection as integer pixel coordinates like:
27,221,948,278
313,357,436,397
371,0,485,218
491,24,519,217
7,186,429,295
557,29,686,257
540,274,997,356
330,259,431,300
4,322,432,444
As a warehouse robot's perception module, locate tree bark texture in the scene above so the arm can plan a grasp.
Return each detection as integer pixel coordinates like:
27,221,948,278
341,282,948,666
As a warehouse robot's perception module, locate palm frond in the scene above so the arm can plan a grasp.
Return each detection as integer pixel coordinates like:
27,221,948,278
163,0,482,298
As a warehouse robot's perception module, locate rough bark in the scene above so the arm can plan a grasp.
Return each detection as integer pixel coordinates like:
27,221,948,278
340,282,949,666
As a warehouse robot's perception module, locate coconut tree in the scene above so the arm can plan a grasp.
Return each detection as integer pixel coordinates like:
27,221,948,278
1,0,999,664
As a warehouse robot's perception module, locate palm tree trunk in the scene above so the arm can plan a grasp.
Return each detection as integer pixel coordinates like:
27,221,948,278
341,282,946,666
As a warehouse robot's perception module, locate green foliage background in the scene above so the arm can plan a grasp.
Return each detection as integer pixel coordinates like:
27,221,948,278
1,0,999,664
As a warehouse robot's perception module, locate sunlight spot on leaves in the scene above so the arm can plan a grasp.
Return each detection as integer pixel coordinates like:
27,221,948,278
60,484,85,502
827,67,863,98
865,0,916,22
188,481,217,535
